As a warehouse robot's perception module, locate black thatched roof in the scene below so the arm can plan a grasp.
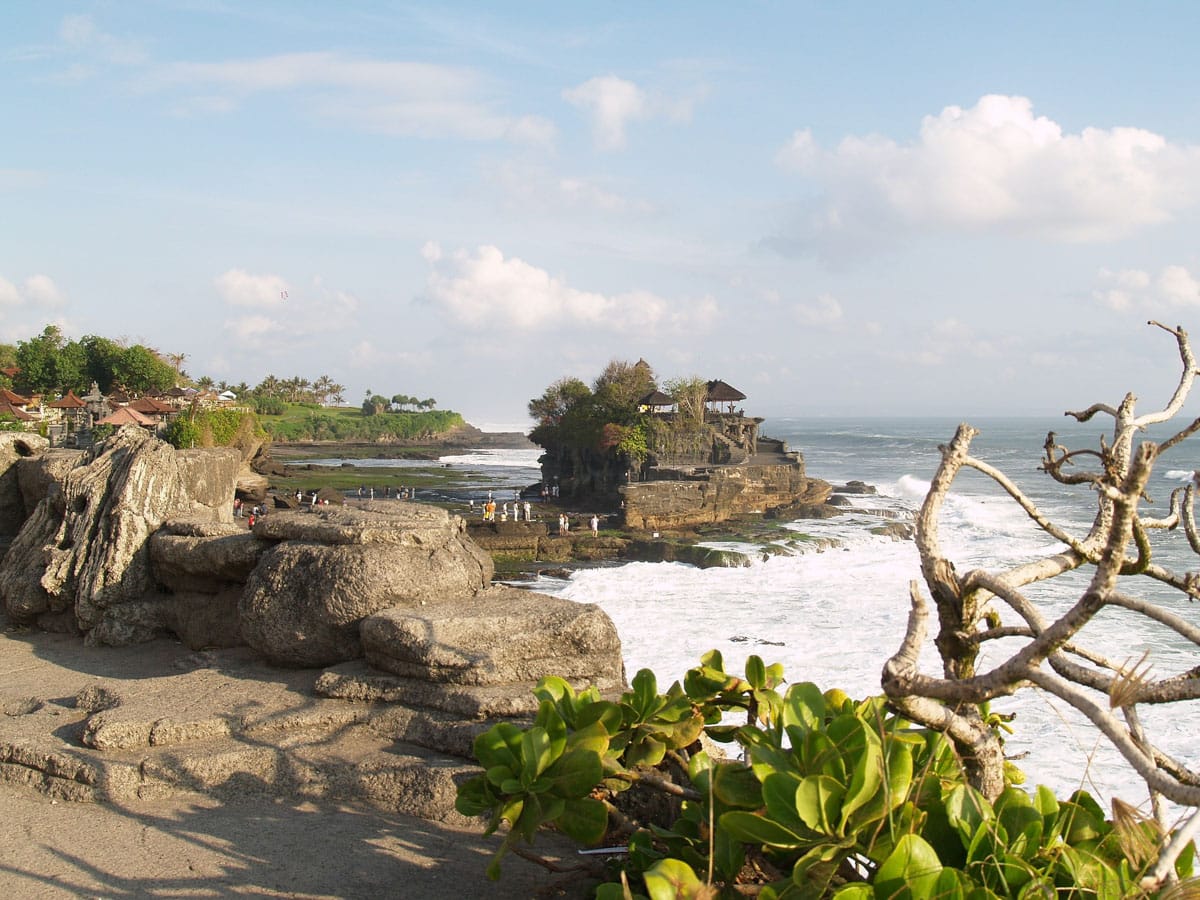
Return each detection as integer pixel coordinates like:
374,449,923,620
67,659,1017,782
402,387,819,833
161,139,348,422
705,380,745,402
638,389,674,407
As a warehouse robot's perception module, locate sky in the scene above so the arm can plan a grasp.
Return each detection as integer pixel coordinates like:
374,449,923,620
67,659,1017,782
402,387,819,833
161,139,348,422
4,2,1200,427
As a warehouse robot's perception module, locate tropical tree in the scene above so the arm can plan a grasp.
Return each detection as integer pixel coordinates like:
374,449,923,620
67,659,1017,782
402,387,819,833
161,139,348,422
14,325,65,393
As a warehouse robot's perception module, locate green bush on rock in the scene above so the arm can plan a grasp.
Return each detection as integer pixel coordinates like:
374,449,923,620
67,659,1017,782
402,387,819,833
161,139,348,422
455,651,1195,897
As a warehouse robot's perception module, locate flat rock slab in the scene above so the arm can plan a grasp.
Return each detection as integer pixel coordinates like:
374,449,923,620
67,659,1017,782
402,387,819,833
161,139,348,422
0,626,478,821
361,585,626,687
253,504,466,545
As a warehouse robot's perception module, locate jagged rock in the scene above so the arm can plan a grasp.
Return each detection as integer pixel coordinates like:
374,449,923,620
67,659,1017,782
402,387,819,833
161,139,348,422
360,586,625,688
239,506,493,667
870,521,915,541
0,427,240,641
235,467,269,502
0,432,49,541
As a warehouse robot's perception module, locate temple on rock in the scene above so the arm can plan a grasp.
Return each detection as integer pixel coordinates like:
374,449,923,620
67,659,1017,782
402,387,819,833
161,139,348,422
531,366,828,531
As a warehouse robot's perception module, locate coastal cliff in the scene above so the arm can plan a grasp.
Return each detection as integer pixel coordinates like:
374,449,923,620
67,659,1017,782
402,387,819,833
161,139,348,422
621,461,831,530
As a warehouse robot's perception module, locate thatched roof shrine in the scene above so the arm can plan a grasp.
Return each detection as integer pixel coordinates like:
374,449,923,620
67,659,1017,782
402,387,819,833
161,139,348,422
705,380,746,402
47,389,86,409
638,389,674,408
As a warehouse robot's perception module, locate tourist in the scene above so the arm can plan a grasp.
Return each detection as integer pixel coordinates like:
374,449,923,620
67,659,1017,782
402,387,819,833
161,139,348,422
523,500,531,521
590,514,599,537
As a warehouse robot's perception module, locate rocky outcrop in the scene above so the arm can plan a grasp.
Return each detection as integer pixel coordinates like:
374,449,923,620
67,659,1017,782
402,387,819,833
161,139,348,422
0,432,629,827
0,433,49,547
621,463,830,531
0,427,239,638
239,506,493,667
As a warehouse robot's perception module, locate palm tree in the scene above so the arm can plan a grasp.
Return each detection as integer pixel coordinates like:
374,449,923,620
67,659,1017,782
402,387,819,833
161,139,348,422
313,374,334,407
256,374,282,398
331,384,345,407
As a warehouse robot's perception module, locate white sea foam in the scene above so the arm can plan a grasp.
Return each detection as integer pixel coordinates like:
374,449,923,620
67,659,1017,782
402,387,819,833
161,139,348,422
437,448,542,468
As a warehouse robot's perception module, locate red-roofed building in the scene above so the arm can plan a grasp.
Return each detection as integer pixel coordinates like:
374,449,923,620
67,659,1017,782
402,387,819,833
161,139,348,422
0,401,36,424
98,406,155,428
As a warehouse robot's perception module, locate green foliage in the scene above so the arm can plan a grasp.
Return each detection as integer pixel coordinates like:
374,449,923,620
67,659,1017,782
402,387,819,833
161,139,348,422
255,402,464,443
457,653,1195,896
251,395,286,416
162,408,265,450
12,326,178,395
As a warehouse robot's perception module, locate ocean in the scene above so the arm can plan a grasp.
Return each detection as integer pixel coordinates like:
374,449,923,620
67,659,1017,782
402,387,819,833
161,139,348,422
465,416,1200,814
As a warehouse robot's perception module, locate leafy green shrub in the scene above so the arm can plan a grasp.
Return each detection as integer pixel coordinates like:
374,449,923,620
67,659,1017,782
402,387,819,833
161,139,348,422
162,408,265,450
456,652,1196,897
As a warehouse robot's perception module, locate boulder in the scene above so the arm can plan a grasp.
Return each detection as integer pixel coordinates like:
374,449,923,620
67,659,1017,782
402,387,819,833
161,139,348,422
238,506,493,667
360,586,625,688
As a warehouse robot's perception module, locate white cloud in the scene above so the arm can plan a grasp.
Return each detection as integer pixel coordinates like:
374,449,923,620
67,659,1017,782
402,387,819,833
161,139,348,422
215,269,289,308
792,293,843,326
422,244,716,334
152,52,555,145
0,277,18,307
0,274,65,308
776,94,1200,246
562,75,696,151
563,76,648,150
22,274,65,306
1093,265,1200,311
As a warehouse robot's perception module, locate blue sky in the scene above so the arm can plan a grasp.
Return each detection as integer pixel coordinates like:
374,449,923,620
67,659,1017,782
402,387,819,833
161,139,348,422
4,3,1200,426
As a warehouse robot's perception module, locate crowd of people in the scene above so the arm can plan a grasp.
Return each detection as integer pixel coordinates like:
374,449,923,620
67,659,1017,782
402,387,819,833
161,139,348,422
234,482,606,537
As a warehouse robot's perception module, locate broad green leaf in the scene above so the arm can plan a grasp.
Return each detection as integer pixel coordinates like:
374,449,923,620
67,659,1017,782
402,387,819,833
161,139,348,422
542,747,604,799
746,654,767,690
643,858,707,900
796,774,846,836
576,699,624,735
754,688,784,725
534,699,567,761
625,734,667,768
627,668,660,720
831,886,873,899
944,783,993,848
532,675,571,705
555,796,608,844
712,760,763,809
566,719,612,756
473,721,524,772
875,833,944,899
840,726,883,828
762,770,811,838
720,810,806,849
520,727,554,785
454,774,497,817
799,730,846,782
783,682,826,732
994,788,1042,859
